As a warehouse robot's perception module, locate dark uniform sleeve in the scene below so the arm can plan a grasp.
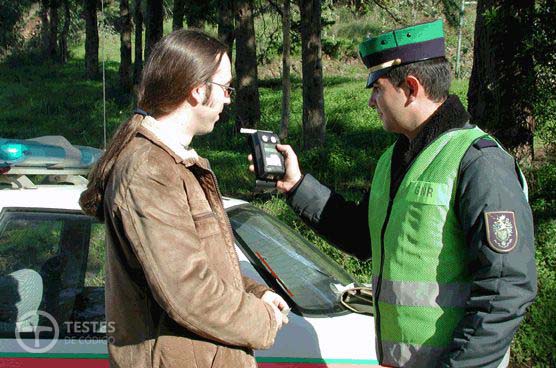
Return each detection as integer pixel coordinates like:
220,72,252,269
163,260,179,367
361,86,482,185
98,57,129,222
286,174,372,261
438,141,537,368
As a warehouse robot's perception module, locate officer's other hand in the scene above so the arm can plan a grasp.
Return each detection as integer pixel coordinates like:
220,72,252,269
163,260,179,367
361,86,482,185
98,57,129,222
275,144,302,193
262,291,290,327
248,144,302,193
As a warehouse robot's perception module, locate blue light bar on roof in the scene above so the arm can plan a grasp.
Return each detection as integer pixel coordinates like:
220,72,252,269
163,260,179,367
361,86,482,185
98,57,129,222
0,142,29,162
0,137,102,169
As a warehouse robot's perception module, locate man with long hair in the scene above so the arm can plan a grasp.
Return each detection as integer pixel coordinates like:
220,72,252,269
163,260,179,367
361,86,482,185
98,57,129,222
80,30,288,368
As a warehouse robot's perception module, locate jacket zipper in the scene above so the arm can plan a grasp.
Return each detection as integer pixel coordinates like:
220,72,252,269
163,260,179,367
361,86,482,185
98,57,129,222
374,196,394,362
205,168,243,287
374,147,418,361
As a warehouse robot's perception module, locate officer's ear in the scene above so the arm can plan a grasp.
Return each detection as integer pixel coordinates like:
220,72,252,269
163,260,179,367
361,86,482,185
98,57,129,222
404,75,420,102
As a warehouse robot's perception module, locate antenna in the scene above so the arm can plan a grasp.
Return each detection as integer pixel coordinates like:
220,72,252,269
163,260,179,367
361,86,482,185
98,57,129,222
100,0,107,149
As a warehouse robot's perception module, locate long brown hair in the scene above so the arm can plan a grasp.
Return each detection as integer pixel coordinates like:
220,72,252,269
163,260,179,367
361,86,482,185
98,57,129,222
80,29,228,221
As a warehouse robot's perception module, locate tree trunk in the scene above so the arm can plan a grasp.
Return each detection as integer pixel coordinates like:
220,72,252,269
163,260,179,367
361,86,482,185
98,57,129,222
47,0,60,60
145,0,163,60
133,0,143,84
351,0,363,13
217,0,235,57
216,0,234,125
468,0,535,162
84,0,99,79
184,0,206,29
234,0,260,129
280,0,291,140
120,0,133,92
59,0,70,63
299,0,325,149
40,0,50,56
173,0,185,30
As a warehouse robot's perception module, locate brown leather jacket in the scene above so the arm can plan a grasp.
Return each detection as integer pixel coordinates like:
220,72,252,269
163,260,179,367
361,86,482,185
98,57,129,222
103,126,278,368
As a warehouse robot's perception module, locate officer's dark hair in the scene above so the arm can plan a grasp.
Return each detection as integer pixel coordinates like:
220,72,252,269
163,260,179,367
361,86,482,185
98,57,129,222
385,57,451,102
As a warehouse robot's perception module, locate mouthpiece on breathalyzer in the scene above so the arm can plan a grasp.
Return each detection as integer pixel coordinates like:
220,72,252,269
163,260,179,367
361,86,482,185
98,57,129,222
241,128,285,189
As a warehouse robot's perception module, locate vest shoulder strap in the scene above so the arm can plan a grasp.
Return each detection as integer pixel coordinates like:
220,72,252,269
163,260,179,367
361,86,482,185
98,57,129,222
473,137,499,150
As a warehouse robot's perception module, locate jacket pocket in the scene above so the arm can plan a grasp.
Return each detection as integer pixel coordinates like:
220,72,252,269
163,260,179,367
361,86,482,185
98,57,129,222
210,345,257,368
153,335,199,368
190,338,218,368
192,211,221,238
209,346,221,368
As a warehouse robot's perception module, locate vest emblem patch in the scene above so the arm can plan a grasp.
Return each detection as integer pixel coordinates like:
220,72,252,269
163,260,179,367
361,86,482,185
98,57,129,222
484,211,518,253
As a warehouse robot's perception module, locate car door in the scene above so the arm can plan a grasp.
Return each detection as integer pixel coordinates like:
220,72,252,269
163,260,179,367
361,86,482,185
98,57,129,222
0,208,108,367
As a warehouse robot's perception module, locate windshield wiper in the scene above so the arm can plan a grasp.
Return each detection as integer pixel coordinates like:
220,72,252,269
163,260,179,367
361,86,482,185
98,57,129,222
331,283,374,315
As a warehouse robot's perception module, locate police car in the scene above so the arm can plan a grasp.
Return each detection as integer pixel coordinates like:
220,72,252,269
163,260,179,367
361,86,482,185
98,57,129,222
0,136,378,367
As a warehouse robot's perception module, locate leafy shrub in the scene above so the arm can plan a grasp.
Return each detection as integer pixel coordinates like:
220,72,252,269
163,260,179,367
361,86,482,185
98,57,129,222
321,37,358,59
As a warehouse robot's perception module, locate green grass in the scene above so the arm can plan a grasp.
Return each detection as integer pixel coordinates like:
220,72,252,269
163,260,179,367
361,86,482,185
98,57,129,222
0,55,127,146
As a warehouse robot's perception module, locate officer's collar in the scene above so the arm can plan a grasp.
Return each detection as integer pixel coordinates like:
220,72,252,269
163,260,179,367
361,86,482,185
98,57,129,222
396,95,470,167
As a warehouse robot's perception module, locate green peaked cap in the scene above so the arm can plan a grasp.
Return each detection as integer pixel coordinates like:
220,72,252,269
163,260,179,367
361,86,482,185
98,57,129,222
358,19,445,88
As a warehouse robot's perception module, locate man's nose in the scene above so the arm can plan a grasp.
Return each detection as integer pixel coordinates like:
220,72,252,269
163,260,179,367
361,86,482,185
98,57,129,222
368,93,376,108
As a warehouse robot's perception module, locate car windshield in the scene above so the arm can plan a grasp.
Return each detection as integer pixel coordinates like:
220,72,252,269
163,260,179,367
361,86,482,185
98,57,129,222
228,204,356,316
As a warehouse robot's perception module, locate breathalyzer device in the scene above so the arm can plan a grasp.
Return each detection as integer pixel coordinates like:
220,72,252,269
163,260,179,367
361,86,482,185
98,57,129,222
240,128,285,189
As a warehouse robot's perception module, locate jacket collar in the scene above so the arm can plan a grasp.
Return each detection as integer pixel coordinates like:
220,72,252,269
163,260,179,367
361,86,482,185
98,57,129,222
138,116,209,169
394,94,471,168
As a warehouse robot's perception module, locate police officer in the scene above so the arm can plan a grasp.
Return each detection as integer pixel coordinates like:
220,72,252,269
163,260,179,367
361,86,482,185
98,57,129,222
266,20,537,367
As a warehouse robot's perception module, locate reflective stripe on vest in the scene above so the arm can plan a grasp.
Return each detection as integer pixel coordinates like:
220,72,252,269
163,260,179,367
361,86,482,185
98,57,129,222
368,127,488,366
381,341,446,368
372,276,471,308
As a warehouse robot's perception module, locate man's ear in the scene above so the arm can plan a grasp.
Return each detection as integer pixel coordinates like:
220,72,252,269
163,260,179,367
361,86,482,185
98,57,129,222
404,76,420,102
188,84,206,106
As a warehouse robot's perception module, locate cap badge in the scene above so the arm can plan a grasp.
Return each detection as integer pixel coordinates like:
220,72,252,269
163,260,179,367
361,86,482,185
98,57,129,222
368,58,402,74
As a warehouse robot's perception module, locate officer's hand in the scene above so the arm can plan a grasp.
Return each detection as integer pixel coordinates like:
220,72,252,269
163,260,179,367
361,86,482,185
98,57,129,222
262,291,290,326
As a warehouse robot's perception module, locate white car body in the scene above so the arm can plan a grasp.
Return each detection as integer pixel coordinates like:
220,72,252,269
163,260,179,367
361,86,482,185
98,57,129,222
0,140,378,368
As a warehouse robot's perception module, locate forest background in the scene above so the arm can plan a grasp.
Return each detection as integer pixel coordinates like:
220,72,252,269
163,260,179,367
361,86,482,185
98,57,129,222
0,0,554,366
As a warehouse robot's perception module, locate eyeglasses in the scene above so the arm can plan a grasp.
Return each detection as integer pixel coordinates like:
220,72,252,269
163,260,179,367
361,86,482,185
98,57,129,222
206,81,235,98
